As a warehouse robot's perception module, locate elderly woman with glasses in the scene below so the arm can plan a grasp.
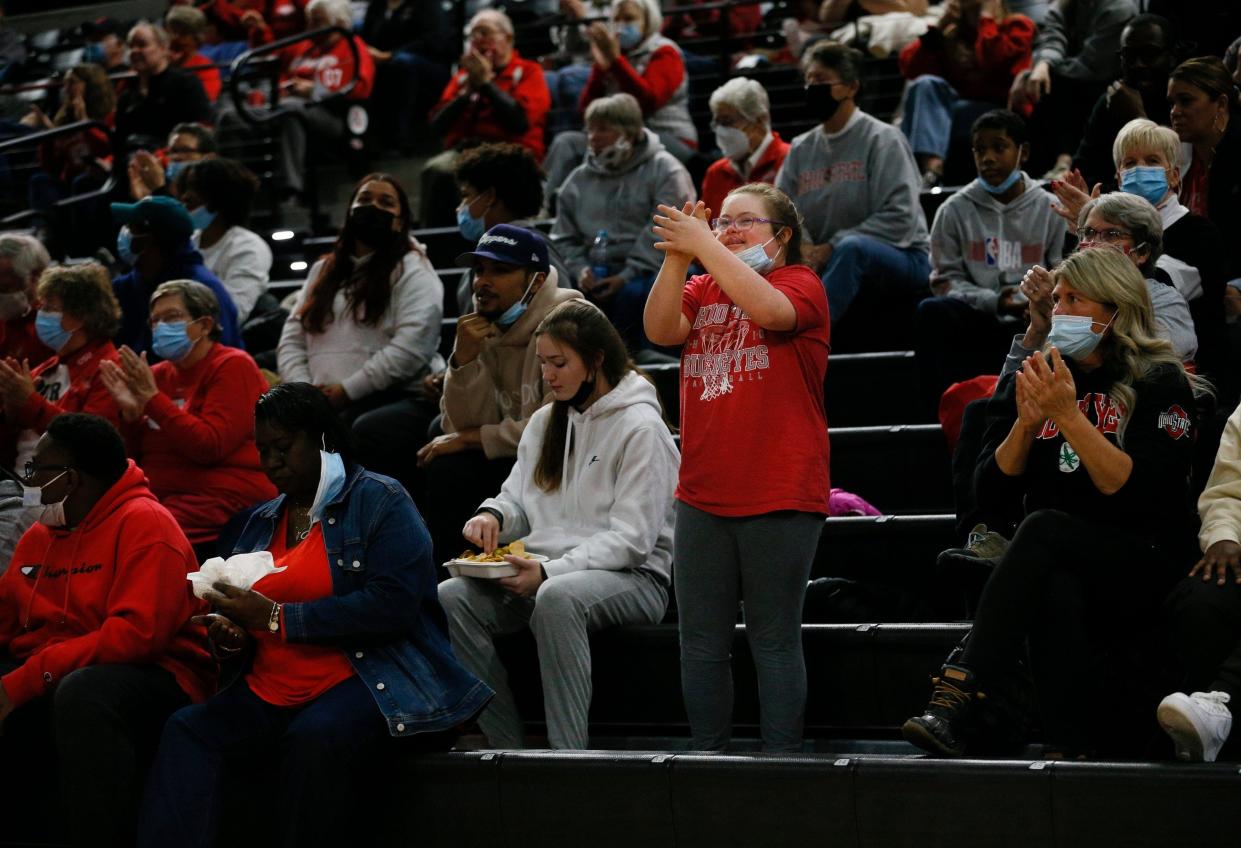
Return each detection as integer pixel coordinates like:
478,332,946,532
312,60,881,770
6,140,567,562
645,183,830,753
100,280,275,559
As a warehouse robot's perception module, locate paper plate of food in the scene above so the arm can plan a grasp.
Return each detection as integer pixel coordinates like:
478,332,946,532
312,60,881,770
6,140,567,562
443,540,548,578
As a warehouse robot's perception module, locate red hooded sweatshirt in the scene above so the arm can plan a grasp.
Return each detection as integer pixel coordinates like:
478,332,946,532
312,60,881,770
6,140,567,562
0,461,214,708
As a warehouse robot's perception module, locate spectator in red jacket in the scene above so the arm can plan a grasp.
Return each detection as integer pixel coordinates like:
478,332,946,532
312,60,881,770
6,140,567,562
0,234,51,365
701,77,791,220
898,0,1034,186
203,0,308,46
421,8,550,226
165,5,222,103
0,413,212,848
544,0,696,202
100,280,276,559
0,263,122,474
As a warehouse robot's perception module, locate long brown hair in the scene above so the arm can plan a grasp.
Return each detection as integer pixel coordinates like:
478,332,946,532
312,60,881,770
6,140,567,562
298,173,416,334
533,301,639,492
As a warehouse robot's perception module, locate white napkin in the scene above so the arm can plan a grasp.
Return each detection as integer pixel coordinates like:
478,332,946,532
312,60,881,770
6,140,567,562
188,551,285,600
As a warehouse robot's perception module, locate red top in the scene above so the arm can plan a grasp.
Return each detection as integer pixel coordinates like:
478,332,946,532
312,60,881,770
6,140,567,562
282,34,375,101
700,132,791,221
1180,155,1209,217
15,338,121,434
247,518,354,706
0,312,51,364
0,461,213,708
898,14,1034,103
580,46,684,118
180,52,222,103
124,344,277,545
433,50,551,159
204,0,306,46
677,263,831,517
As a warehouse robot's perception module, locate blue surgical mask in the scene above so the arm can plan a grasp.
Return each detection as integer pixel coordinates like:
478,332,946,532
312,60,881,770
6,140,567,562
495,273,539,329
166,161,188,184
309,449,346,523
1119,165,1169,207
977,169,1022,195
617,23,643,50
457,202,486,243
151,320,198,362
188,204,216,232
734,233,783,275
116,226,136,266
82,42,105,65
35,310,72,352
1047,313,1113,360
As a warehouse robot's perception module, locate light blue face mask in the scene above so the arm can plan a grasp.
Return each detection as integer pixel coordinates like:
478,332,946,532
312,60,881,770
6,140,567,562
734,233,783,275
1047,313,1113,360
151,320,196,362
35,310,72,352
1119,165,1169,206
977,168,1022,195
309,448,346,523
116,226,136,266
188,204,217,232
617,23,643,50
166,160,189,184
457,202,486,243
495,273,540,328
82,42,105,65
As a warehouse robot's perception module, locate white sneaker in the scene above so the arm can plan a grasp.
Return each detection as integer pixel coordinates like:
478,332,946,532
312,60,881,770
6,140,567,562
1157,691,1232,762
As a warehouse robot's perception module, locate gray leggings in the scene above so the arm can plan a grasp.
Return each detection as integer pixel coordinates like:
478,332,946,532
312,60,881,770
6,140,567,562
675,501,822,752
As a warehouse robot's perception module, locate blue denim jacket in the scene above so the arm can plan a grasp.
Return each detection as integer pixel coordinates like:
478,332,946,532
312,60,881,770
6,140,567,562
231,465,492,736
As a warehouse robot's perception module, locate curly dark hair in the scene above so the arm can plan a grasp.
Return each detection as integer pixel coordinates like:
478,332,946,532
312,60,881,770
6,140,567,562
298,173,417,335
178,158,260,227
454,142,544,220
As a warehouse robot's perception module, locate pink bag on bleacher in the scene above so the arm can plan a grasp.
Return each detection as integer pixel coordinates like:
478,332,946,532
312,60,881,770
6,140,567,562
828,488,882,517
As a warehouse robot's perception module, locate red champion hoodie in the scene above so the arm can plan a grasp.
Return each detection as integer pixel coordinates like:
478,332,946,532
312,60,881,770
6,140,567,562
0,460,213,708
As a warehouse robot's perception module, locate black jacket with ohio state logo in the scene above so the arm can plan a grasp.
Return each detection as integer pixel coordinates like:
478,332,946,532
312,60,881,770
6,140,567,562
976,358,1199,552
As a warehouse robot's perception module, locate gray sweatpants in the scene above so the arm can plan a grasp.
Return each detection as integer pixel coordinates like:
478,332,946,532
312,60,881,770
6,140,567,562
675,501,823,752
439,568,668,749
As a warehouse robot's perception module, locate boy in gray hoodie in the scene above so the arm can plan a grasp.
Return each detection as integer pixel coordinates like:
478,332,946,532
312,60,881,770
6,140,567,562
914,109,1066,412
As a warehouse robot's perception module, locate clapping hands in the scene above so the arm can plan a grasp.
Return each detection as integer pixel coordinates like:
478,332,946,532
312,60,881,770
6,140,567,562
652,200,713,262
99,346,158,422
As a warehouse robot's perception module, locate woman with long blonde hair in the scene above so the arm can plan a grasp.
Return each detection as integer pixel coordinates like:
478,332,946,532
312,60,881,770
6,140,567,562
904,245,1207,758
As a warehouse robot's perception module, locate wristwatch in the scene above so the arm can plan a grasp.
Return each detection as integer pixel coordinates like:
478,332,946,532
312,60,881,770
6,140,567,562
267,602,281,633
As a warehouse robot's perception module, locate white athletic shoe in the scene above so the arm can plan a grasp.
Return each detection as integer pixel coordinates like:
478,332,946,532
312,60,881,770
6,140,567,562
1157,691,1232,762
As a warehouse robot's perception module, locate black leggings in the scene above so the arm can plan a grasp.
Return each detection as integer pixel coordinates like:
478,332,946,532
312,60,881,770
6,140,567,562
961,509,1183,748
1164,576,1241,702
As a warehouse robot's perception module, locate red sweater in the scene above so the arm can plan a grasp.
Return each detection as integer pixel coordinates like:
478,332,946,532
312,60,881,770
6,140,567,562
180,52,222,103
580,45,684,118
282,34,375,101
700,132,791,221
15,338,121,435
204,0,306,46
125,344,276,545
898,14,1035,104
433,50,550,159
0,461,213,708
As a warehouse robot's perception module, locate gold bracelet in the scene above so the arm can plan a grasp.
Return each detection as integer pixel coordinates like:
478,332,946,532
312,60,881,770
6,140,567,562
267,602,281,634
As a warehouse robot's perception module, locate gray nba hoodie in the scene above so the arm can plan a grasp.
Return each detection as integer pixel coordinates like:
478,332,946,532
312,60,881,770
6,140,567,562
775,109,930,254
930,173,1067,314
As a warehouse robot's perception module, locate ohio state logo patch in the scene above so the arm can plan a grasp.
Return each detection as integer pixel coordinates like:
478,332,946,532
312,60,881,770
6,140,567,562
1158,405,1191,440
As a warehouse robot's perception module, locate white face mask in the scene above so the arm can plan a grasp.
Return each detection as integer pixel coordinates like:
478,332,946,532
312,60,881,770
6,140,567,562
714,125,751,161
733,233,783,275
22,469,70,527
596,137,633,170
0,290,29,321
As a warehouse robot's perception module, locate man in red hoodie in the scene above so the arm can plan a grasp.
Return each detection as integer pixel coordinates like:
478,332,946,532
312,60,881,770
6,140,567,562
0,413,213,848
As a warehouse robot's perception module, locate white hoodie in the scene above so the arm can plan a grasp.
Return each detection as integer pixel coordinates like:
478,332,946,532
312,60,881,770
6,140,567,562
478,370,677,582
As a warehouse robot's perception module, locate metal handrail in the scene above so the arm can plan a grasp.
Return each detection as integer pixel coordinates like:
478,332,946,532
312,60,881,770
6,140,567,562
226,26,361,127
0,119,117,224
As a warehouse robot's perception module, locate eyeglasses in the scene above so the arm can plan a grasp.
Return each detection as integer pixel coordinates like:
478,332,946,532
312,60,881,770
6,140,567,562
148,310,193,328
1079,226,1132,243
23,463,70,483
710,215,785,232
710,118,747,131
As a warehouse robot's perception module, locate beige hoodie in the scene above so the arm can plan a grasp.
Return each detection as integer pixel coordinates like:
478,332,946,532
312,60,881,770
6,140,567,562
440,270,582,458
1199,400,1241,551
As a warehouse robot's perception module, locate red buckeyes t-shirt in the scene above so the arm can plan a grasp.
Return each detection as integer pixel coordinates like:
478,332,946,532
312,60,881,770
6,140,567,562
677,263,831,516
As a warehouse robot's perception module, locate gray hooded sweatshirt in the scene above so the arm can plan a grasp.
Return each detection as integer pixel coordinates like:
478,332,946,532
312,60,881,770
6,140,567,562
930,173,1067,315
551,128,696,283
775,109,930,254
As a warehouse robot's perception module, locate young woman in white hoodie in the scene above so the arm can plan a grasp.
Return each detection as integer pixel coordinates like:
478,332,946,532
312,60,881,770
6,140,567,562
437,299,677,749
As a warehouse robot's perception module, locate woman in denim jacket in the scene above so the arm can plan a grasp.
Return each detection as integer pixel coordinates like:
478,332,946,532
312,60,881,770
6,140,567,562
139,382,492,848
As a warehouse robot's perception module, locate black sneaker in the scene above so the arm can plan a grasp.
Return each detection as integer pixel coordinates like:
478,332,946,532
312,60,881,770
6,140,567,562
902,663,984,757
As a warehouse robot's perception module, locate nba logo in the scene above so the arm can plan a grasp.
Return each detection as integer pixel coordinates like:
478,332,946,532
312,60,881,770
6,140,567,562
984,237,999,267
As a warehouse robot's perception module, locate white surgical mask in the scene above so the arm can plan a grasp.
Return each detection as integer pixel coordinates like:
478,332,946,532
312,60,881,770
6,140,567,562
22,469,70,527
595,138,633,170
714,125,750,161
733,233,782,274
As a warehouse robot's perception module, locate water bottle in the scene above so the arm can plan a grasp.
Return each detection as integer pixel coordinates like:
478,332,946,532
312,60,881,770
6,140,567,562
590,229,610,281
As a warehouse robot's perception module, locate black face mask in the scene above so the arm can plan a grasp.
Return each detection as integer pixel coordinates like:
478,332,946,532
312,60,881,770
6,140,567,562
805,84,842,123
569,372,595,409
349,204,397,245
